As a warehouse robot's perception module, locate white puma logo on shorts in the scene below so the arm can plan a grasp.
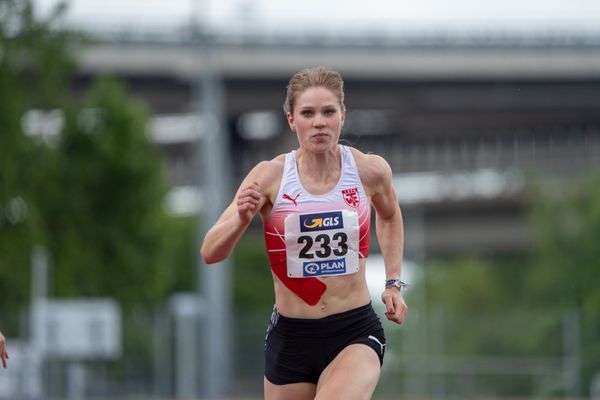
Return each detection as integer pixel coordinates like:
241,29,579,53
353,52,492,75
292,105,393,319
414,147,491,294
368,335,385,355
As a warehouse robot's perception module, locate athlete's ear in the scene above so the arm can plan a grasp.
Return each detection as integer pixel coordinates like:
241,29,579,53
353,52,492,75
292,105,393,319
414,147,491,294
287,112,295,133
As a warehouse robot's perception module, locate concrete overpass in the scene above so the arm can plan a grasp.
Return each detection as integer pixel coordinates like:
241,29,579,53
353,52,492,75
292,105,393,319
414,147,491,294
77,27,600,79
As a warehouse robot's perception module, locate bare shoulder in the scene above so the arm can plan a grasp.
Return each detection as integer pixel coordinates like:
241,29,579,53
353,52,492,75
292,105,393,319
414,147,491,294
349,147,393,194
250,154,284,177
244,154,285,197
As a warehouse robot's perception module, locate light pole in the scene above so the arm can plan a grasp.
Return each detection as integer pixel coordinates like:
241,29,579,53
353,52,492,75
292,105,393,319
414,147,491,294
193,1,233,398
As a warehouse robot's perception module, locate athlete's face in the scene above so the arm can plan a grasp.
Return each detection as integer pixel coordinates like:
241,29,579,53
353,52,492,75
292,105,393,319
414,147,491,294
287,86,345,152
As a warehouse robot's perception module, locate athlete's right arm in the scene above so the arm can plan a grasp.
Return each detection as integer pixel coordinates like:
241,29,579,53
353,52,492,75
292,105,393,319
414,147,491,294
200,161,274,264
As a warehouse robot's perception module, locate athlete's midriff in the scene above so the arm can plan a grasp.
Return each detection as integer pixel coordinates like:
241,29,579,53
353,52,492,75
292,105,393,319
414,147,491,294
272,258,372,318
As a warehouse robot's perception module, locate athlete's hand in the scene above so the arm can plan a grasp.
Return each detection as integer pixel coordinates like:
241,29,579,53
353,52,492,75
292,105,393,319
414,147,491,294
237,182,262,225
381,288,408,324
0,331,8,369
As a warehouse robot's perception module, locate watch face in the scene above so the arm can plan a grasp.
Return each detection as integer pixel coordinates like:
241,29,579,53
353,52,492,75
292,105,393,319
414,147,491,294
386,280,399,289
386,279,409,290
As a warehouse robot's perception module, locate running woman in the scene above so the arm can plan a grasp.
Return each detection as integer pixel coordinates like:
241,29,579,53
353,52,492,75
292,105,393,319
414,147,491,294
201,66,407,400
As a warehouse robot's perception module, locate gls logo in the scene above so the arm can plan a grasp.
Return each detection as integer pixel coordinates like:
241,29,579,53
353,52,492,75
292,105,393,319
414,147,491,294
300,211,344,232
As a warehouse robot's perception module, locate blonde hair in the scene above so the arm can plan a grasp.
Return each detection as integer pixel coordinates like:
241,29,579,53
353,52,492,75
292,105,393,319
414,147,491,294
283,66,346,115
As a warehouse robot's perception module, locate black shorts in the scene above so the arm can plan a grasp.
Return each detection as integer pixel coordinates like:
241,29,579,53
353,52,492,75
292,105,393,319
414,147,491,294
264,302,386,385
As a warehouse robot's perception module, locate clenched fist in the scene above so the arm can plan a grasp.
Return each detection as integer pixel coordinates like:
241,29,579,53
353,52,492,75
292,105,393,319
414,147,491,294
237,182,262,225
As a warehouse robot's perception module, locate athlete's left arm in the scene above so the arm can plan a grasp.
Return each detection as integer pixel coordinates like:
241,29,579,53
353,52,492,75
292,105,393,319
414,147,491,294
362,154,408,324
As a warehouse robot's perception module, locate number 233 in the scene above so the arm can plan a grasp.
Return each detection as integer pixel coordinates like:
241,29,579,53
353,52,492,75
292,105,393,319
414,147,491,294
297,232,348,259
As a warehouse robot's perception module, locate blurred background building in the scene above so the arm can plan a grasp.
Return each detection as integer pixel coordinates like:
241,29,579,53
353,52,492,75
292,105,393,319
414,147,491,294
2,0,600,399
75,27,600,256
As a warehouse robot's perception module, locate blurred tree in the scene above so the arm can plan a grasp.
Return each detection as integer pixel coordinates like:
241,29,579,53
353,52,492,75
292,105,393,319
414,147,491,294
0,1,194,307
40,77,177,303
233,230,273,312
422,255,547,355
527,172,600,395
420,172,600,396
0,0,79,305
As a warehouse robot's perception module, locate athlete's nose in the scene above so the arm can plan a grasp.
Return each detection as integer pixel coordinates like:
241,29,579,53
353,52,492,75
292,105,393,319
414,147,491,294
313,116,326,128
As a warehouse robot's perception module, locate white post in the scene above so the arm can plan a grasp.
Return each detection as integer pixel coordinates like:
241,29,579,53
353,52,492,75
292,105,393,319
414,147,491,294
67,361,86,400
29,246,48,399
171,293,205,399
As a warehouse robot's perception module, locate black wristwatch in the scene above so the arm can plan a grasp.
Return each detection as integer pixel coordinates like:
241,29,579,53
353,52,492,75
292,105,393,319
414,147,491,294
385,278,409,291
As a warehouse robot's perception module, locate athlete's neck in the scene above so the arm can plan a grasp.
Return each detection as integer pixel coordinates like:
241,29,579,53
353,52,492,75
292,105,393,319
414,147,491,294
296,146,341,185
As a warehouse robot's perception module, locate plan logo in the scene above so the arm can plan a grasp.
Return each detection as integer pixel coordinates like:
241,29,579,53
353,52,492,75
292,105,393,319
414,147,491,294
303,259,347,276
300,211,344,232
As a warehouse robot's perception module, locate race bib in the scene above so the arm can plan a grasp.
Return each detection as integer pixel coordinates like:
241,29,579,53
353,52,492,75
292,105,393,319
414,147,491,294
284,210,360,278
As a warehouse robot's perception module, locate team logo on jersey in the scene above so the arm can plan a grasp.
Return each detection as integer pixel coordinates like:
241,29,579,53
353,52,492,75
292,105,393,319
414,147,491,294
303,259,347,276
342,188,360,208
300,211,344,232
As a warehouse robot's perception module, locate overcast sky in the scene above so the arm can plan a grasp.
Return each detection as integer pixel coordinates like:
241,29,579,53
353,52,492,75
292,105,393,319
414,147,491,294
35,0,600,34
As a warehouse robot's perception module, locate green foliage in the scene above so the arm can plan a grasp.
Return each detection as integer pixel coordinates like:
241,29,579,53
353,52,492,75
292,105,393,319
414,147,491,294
0,0,84,107
421,171,600,395
426,257,506,314
161,215,197,294
233,226,274,311
527,172,600,392
0,0,65,305
38,77,176,303
528,174,600,312
0,1,195,307
423,255,558,357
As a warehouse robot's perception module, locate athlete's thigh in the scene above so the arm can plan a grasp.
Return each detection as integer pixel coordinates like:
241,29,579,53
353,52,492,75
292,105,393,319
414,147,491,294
315,344,381,400
264,377,316,400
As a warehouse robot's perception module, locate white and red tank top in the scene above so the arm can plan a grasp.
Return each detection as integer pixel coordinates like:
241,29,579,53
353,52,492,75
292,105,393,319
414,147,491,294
263,145,371,305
